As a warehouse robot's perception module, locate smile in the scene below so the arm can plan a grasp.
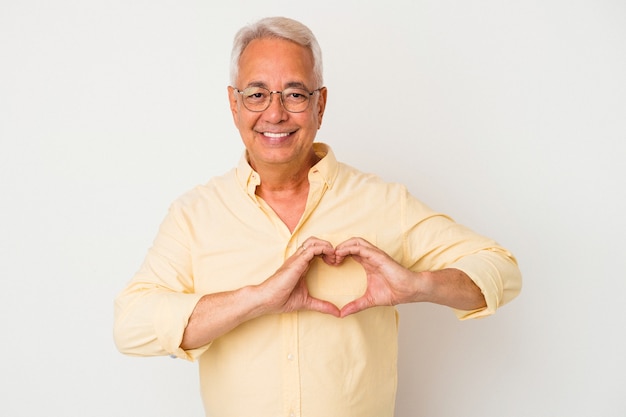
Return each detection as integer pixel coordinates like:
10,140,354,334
263,132,292,138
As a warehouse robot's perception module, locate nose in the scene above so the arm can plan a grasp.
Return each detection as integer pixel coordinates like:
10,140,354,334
263,91,288,122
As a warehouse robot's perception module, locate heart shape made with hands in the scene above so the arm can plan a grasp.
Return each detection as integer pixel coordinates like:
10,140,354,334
305,255,367,309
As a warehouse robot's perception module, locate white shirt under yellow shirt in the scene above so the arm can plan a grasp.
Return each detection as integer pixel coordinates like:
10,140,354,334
114,143,521,417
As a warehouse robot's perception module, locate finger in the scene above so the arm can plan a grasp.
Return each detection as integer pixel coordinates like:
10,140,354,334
334,243,369,262
336,237,373,250
307,297,341,317
334,237,372,257
339,296,371,318
301,236,334,250
300,238,336,263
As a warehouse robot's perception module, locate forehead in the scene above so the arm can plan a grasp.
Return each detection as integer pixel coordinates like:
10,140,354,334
237,38,315,88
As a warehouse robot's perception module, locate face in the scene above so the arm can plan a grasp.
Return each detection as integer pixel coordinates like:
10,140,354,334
228,38,327,171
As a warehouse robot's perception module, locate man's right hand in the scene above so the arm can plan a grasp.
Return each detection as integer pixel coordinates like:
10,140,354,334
259,236,340,317
180,236,339,350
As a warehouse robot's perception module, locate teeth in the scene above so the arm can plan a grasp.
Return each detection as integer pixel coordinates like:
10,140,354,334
264,132,290,138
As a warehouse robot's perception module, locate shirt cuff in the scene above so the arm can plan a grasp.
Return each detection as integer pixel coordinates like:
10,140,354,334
448,249,522,320
155,292,212,361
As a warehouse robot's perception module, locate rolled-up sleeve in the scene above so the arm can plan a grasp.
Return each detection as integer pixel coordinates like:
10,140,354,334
448,248,522,319
113,202,210,361
402,189,522,319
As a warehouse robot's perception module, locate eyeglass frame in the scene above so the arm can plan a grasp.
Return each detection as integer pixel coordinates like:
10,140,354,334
232,86,323,113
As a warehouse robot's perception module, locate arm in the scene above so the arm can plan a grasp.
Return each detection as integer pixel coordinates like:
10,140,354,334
114,199,339,357
333,237,519,318
114,221,339,359
180,238,340,350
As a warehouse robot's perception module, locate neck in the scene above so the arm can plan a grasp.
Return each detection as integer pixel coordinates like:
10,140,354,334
251,151,321,233
251,150,320,195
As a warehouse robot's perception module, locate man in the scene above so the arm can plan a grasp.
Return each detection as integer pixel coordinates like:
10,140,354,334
114,16,521,417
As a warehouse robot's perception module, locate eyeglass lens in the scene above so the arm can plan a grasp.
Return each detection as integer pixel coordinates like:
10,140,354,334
240,87,312,112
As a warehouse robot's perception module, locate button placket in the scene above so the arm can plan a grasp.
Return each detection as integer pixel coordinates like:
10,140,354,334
281,312,301,417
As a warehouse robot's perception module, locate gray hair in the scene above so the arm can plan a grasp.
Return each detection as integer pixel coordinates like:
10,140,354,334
229,16,324,88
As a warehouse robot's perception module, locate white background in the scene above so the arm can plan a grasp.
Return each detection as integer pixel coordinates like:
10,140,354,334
1,1,625,416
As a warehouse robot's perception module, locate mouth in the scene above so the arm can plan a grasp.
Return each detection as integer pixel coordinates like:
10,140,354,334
262,131,294,139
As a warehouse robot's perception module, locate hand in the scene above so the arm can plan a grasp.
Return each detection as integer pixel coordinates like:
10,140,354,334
261,237,340,317
333,237,419,317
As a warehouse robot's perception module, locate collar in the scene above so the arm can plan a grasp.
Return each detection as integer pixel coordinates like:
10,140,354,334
235,142,339,197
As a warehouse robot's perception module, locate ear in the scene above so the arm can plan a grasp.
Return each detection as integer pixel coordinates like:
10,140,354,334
316,87,328,129
227,86,239,126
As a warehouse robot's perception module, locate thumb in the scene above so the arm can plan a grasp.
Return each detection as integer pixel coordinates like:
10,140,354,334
339,296,371,318
308,297,341,317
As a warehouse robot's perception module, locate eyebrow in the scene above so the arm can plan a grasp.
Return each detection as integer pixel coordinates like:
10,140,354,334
245,81,310,90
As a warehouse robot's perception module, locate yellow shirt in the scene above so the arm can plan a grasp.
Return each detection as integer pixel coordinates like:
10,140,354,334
114,143,521,417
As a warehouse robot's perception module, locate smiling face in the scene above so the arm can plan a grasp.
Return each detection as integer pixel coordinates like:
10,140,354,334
228,38,327,172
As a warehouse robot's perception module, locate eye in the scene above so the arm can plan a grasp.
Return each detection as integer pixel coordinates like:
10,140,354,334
243,88,269,102
284,89,308,102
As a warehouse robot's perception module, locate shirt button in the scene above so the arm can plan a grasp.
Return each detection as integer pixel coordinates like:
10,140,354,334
289,413,295,417
287,353,294,361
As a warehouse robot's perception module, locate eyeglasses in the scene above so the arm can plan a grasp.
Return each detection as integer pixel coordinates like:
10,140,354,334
234,86,322,113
